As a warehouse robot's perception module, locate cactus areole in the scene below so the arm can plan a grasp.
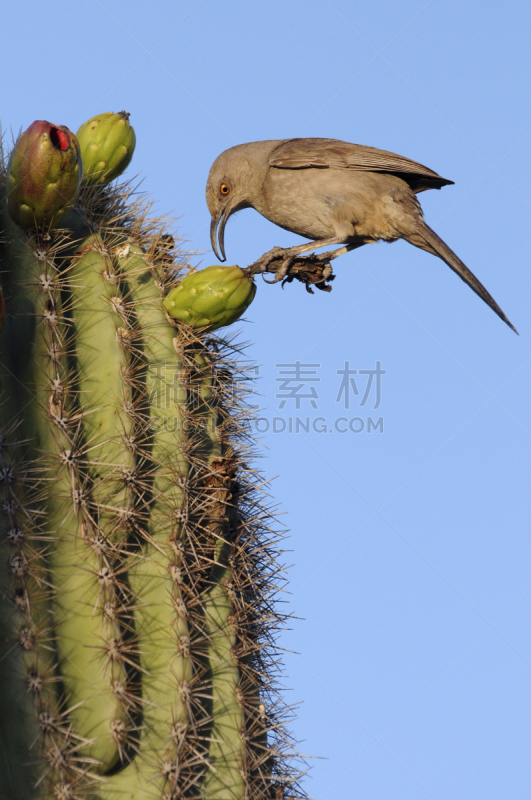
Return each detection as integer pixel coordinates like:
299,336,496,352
163,264,257,331
6,120,81,229
76,110,136,185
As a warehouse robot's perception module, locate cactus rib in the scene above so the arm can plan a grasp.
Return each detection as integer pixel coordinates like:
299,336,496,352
0,147,309,800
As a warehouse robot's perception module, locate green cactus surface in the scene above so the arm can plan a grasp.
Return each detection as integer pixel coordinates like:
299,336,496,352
0,132,305,800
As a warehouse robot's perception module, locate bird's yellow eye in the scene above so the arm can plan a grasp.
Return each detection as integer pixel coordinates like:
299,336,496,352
220,183,230,195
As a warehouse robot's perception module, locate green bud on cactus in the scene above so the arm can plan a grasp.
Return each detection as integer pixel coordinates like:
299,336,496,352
76,111,136,185
163,264,256,331
6,120,82,230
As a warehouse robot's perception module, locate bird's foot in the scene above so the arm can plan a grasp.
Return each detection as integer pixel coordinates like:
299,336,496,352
279,253,335,293
249,245,297,276
263,253,298,284
244,249,335,293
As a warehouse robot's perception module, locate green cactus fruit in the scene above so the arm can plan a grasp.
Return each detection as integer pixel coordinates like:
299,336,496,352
163,264,256,331
76,110,136,185
6,120,82,229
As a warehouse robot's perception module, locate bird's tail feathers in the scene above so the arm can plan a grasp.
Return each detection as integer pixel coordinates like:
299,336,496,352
404,222,517,334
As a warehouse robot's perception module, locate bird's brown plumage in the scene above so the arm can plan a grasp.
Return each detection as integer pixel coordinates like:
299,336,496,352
268,137,454,193
206,138,516,332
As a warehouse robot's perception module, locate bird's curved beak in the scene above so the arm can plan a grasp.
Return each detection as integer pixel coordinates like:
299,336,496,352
210,208,229,262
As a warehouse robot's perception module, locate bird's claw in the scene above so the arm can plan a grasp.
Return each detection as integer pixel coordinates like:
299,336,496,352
272,255,294,282
246,246,336,292
252,245,290,274
315,263,333,283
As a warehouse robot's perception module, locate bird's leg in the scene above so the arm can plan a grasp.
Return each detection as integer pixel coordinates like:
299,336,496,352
249,236,347,280
316,241,366,263
299,241,369,286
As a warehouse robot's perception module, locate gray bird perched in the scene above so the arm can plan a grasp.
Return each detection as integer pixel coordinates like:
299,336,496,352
206,137,516,332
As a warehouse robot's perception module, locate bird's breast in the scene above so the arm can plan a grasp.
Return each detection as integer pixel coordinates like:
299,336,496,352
258,167,420,243
259,168,355,240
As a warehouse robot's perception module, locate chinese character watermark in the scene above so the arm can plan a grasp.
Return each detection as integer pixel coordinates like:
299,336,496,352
275,362,320,409
136,358,386,436
336,361,385,410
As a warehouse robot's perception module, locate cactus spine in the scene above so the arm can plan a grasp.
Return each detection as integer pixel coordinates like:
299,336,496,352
0,146,305,799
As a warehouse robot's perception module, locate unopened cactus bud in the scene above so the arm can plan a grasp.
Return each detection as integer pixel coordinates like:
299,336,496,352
76,111,136,185
6,120,82,229
163,265,256,331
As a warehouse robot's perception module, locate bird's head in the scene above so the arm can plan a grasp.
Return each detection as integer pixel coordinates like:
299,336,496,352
206,141,275,261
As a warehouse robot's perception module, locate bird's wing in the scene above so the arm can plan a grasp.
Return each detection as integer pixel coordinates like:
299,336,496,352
269,138,453,192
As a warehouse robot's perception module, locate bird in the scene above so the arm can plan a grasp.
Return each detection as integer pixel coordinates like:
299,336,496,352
206,137,516,333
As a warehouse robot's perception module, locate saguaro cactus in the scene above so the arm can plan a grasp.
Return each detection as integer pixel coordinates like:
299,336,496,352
0,125,304,799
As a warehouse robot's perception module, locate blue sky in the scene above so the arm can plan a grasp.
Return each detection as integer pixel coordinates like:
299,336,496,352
4,1,531,797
